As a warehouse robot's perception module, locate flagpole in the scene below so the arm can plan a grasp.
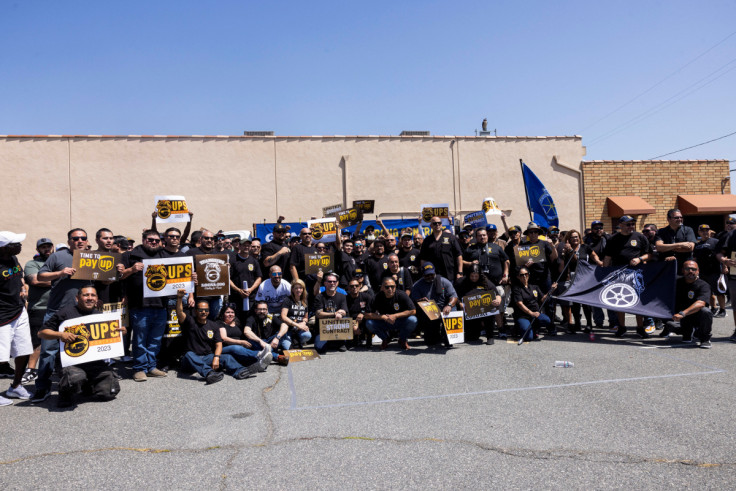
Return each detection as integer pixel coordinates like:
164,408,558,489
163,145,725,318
519,159,533,223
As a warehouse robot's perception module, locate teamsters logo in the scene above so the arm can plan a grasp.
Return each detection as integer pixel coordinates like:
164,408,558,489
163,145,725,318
156,201,172,219
599,268,645,309
64,324,91,357
204,262,221,283
145,264,168,291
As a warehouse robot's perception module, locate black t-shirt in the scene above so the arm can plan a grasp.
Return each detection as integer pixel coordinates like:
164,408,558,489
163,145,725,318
43,304,99,332
419,231,463,279
518,239,554,279
364,255,389,291
603,232,649,266
314,291,348,314
454,275,495,299
511,284,543,320
656,226,696,264
122,245,166,309
261,239,291,281
693,238,721,276
381,267,414,293
397,247,422,282
371,290,415,315
232,255,263,288
336,250,356,286
463,242,508,283
346,291,374,318
0,256,24,325
218,320,244,344
182,315,222,356
281,296,308,323
559,244,594,280
584,234,608,258
289,243,316,279
245,314,282,340
675,277,710,311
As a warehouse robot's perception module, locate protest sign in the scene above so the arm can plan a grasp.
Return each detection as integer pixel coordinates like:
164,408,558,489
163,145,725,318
154,195,190,224
482,196,503,216
164,300,182,339
442,311,464,344
284,349,321,362
336,208,363,229
319,318,354,341
305,253,333,274
71,250,120,281
352,199,375,214
417,300,441,321
419,203,451,230
322,203,342,218
102,302,128,329
142,256,194,298
59,312,124,367
195,254,230,297
308,218,338,243
514,244,547,267
463,211,488,230
462,289,499,320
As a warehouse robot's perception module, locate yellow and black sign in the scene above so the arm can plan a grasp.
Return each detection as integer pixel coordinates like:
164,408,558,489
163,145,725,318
417,300,441,321
155,197,189,221
322,203,343,218
284,349,321,362
143,256,194,298
336,208,363,229
63,319,121,358
309,219,338,243
305,253,333,275
514,244,545,267
463,289,497,319
421,206,449,223
352,200,375,214
71,250,121,281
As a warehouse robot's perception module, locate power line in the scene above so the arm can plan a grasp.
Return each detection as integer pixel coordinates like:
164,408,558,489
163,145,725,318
649,130,736,159
580,30,736,133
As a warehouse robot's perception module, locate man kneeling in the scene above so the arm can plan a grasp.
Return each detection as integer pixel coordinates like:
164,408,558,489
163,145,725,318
39,286,123,408
176,290,258,384
661,260,713,348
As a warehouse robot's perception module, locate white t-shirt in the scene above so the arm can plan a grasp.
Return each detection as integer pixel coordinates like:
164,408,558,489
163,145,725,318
255,279,292,314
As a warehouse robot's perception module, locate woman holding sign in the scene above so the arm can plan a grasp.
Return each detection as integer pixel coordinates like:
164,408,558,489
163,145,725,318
511,268,557,341
456,264,500,344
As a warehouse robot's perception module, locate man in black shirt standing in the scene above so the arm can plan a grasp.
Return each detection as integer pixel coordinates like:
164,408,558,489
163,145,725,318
262,225,292,281
655,208,695,265
660,261,713,348
289,228,316,283
230,237,263,321
397,229,421,283
420,216,463,281
364,238,389,291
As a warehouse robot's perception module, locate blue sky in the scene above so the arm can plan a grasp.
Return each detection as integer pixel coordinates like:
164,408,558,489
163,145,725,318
1,1,734,164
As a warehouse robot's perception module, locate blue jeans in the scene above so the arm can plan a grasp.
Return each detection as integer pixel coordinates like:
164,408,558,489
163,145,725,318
181,351,242,377
130,308,167,372
282,330,312,350
366,315,418,342
516,314,552,341
221,345,259,366
35,309,58,391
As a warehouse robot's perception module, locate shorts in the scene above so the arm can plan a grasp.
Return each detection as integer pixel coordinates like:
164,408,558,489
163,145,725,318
0,309,34,362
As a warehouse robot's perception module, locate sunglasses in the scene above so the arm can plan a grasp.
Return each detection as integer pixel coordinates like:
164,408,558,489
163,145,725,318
202,237,214,241
71,236,87,241
683,267,698,271
196,308,210,312
146,238,161,243
166,235,181,239
384,285,396,289
519,273,529,277
271,272,282,277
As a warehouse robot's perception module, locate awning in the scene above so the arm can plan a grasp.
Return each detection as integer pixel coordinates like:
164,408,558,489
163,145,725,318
606,196,655,216
677,194,736,214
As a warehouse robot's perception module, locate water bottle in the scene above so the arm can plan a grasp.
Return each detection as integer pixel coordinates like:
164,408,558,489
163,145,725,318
554,360,574,368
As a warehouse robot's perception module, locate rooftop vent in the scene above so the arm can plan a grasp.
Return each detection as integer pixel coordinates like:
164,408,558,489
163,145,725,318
243,131,274,136
399,131,430,136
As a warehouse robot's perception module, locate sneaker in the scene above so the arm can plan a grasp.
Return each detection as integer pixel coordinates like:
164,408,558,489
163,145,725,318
0,363,15,378
659,326,672,338
715,309,727,318
257,351,273,372
276,354,290,366
0,394,12,406
700,340,712,349
6,385,31,400
636,328,649,339
234,365,258,380
30,388,50,403
133,371,148,382
147,368,168,378
614,326,627,338
205,371,224,384
20,368,38,385
338,343,348,352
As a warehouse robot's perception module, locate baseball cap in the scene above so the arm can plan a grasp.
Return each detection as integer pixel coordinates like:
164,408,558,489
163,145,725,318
422,262,436,275
354,268,365,277
36,238,53,248
56,243,69,251
508,226,521,234
549,225,559,233
486,224,497,231
591,220,603,227
0,231,26,247
698,224,710,230
400,228,413,238
618,215,635,223
727,217,736,225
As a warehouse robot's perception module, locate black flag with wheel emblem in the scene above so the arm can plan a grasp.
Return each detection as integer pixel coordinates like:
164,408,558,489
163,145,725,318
555,260,676,318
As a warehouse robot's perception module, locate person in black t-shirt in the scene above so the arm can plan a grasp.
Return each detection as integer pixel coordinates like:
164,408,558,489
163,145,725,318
345,278,374,347
365,276,417,350
397,229,421,283
176,290,258,384
261,225,292,281
381,254,413,295
660,261,713,348
230,237,263,322
420,216,463,281
313,272,350,353
511,267,556,341
280,280,313,349
218,304,272,371
289,228,316,283
363,239,389,292
655,208,696,265
557,230,599,333
693,224,726,317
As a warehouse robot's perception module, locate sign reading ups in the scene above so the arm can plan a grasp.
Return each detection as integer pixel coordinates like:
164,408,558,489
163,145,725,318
154,195,190,224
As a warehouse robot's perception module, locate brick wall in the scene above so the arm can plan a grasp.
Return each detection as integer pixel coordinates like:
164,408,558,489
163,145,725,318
582,160,730,231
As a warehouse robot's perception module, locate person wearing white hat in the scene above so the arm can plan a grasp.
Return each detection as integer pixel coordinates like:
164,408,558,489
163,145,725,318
0,231,33,406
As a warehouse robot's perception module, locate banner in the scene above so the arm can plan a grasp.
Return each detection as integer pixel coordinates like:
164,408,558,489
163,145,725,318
102,302,128,328
336,208,363,229
520,162,558,228
307,218,338,243
462,289,499,320
305,253,333,274
353,200,375,214
59,312,125,367
143,256,194,298
417,300,441,321
154,195,190,224
463,211,488,230
322,203,342,218
482,196,503,216
442,311,464,344
514,243,547,267
555,260,676,318
71,250,120,281
195,254,230,297
319,318,355,341
255,219,431,242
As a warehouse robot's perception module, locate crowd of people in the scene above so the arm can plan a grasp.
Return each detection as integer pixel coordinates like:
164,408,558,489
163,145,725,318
1,207,733,408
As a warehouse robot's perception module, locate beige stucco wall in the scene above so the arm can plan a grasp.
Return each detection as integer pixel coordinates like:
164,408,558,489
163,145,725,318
1,135,585,265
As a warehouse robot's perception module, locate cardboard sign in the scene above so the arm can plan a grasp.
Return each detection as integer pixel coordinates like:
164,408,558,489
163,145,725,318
143,256,194,298
322,203,343,218
59,312,125,367
419,203,452,230
319,318,355,341
71,250,120,281
442,311,464,344
353,200,375,214
514,244,546,267
336,208,363,229
462,289,499,320
102,302,128,328
482,196,503,216
305,253,333,275
730,252,736,276
417,300,441,321
195,254,230,297
464,211,488,230
155,195,190,223
308,218,338,243
284,348,321,362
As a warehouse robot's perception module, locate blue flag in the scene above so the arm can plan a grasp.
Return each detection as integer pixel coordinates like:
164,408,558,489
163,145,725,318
521,162,559,228
555,261,676,318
